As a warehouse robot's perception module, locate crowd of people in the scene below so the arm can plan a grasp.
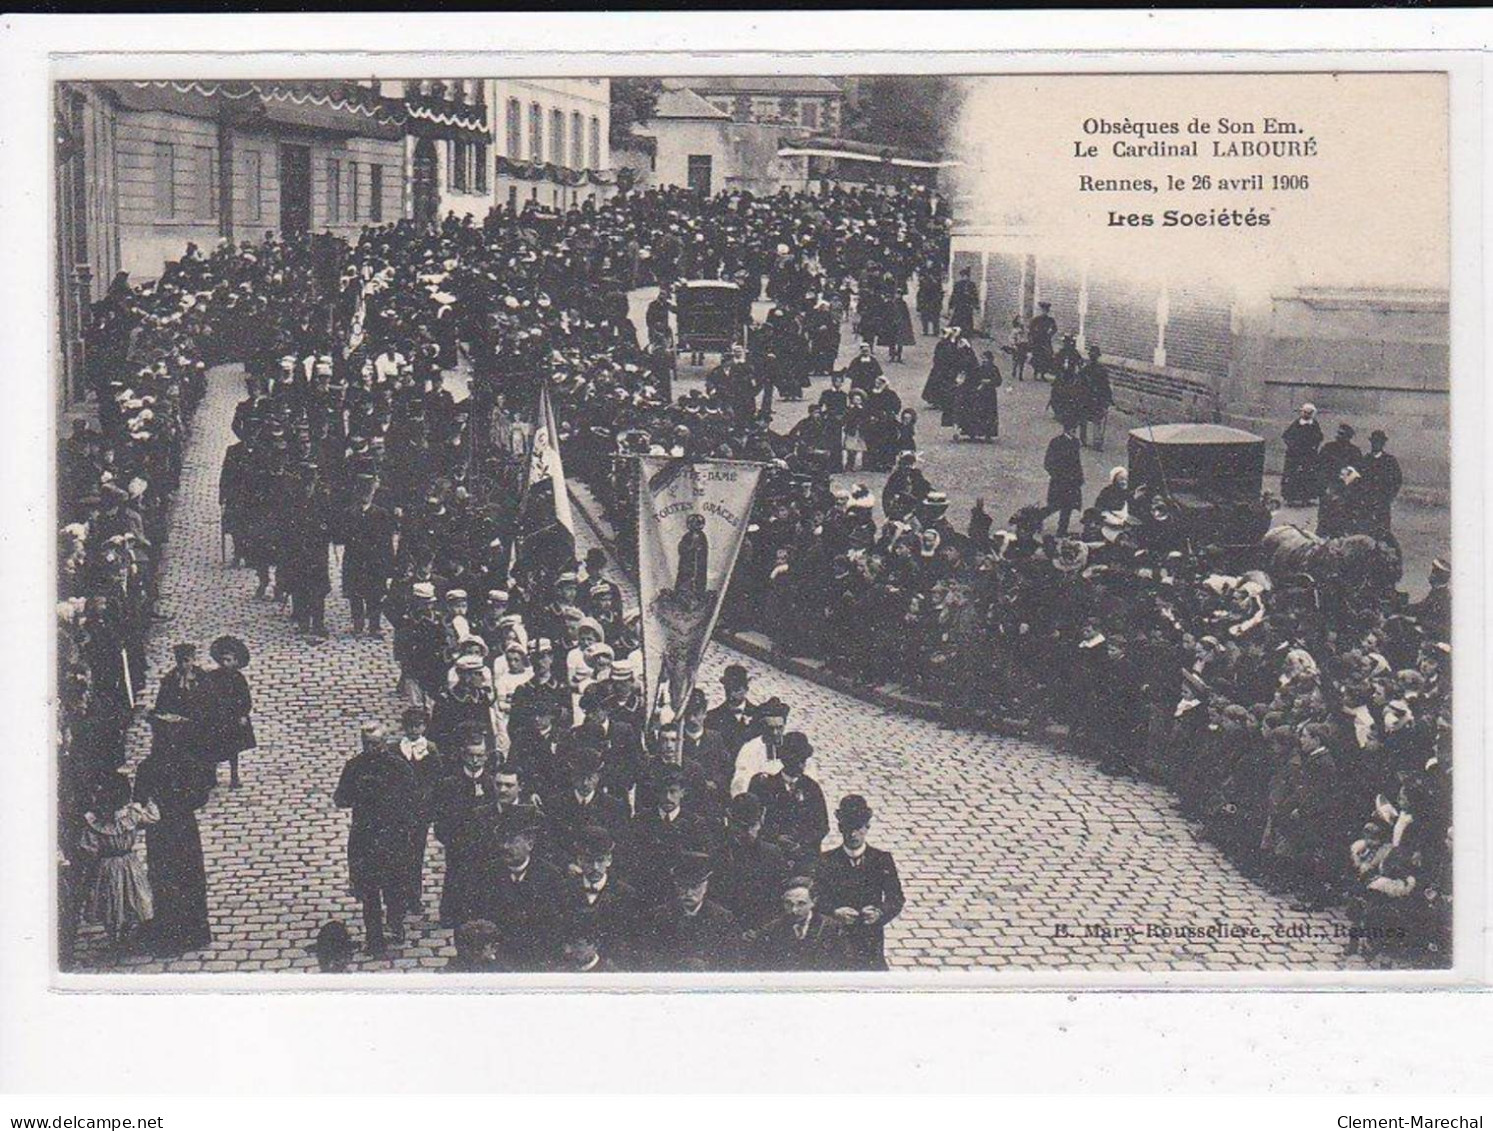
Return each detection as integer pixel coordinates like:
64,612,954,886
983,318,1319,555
60,173,1451,970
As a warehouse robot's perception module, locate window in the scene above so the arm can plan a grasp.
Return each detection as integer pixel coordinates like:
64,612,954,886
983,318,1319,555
506,98,522,158
451,140,468,192
244,150,262,223
350,161,361,222
508,186,518,209
369,163,383,222
529,102,543,162
327,157,342,224
801,100,819,130
589,116,601,169
474,142,489,192
550,108,564,165
571,111,584,168
153,141,175,219
191,146,217,220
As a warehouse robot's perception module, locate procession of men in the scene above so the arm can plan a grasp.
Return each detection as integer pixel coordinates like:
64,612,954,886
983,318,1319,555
60,154,1450,975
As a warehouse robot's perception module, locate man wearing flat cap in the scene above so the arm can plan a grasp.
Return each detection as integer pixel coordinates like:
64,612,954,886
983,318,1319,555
814,794,905,970
334,724,420,955
748,731,829,872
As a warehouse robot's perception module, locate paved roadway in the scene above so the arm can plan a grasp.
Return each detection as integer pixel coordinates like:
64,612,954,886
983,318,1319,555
72,352,1375,974
637,288,1449,597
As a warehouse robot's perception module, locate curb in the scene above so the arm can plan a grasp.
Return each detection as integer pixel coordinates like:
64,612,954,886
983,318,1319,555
566,478,1039,734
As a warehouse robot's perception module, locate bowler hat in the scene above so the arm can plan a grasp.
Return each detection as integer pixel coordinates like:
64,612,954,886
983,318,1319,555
836,794,873,829
779,731,813,765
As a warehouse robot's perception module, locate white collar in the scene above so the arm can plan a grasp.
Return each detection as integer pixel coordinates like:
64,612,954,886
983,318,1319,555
844,844,867,861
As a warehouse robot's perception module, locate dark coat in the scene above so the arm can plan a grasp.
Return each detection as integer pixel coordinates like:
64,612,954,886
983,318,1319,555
1044,433,1084,511
634,898,740,971
575,718,643,799
431,766,502,926
557,873,641,954
340,502,397,596
749,770,830,866
133,752,213,956
750,911,848,972
334,747,421,892
710,835,791,932
200,666,255,762
475,856,566,969
703,700,756,756
815,845,906,970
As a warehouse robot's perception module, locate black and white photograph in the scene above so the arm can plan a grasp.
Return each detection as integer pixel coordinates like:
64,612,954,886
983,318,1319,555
43,59,1462,986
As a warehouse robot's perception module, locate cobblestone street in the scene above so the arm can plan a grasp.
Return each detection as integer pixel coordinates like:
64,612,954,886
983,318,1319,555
73,362,1367,974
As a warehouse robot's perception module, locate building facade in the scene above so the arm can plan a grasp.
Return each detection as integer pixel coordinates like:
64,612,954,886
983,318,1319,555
489,79,614,213
54,79,410,411
632,78,848,197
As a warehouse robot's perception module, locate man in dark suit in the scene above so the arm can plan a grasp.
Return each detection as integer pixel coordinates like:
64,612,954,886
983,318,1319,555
573,683,643,802
634,856,739,972
704,663,756,756
557,824,640,960
627,762,719,908
681,691,736,811
815,794,905,971
747,874,848,972
545,745,631,862
340,476,397,637
748,732,829,871
1042,422,1084,536
710,792,790,933
431,730,501,928
506,695,566,800
478,809,564,970
333,724,421,954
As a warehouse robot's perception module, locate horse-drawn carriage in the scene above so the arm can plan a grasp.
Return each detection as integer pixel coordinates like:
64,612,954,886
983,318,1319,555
675,279,747,365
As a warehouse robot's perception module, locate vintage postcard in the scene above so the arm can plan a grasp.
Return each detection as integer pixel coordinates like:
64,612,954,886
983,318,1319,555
45,55,1472,991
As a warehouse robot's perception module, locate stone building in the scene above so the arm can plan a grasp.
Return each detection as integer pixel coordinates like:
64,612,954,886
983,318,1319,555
53,79,409,411
629,77,848,197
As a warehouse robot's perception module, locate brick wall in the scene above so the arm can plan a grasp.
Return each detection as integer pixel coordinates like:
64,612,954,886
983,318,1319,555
1034,256,1082,340
1165,280,1232,378
982,251,1025,340
1085,272,1160,363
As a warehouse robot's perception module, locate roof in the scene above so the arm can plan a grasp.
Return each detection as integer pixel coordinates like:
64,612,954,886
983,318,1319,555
98,80,407,140
1128,424,1264,446
652,86,732,121
777,143,959,170
671,75,844,97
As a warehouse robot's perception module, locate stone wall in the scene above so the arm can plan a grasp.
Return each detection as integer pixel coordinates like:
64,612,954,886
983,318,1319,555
1223,288,1449,500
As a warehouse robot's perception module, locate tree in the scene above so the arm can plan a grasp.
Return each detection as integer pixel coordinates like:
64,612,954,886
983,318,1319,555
610,77,665,148
841,76,964,160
